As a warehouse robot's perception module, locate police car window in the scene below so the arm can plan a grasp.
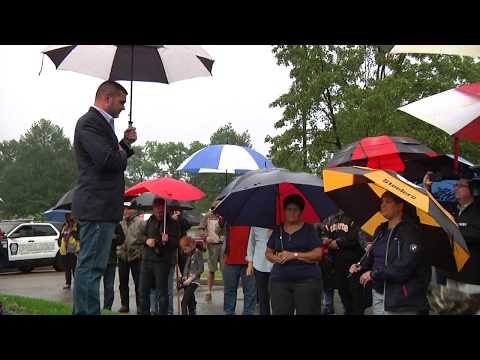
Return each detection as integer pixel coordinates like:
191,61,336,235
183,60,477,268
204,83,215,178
12,225,34,237
33,225,57,237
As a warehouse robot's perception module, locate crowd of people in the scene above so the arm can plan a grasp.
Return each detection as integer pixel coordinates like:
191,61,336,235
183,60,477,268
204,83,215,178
62,80,480,315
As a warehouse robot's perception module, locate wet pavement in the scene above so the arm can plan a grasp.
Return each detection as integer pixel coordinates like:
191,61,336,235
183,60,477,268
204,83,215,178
0,267,245,315
0,267,365,315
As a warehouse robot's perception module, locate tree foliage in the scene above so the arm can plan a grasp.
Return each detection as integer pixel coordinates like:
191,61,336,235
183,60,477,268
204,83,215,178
0,119,76,218
267,45,480,174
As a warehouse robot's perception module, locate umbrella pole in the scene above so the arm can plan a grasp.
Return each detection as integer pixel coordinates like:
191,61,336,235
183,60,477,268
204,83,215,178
128,45,134,127
225,170,228,187
453,137,460,174
176,251,181,315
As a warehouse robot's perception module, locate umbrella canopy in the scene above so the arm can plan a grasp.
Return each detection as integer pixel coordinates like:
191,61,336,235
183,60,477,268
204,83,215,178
322,166,469,273
124,177,205,201
176,144,275,174
41,45,214,125
42,208,71,223
130,192,195,210
215,168,338,228
52,187,76,211
328,135,437,180
406,154,475,181
390,45,480,58
399,82,480,143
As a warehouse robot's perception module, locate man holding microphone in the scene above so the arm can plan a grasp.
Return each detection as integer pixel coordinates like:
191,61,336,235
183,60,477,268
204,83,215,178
72,81,137,315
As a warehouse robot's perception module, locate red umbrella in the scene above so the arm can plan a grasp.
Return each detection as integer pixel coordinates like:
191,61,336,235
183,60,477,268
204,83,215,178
125,177,205,201
327,135,438,180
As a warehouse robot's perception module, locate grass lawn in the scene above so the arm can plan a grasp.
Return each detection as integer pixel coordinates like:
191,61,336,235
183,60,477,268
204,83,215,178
0,293,120,315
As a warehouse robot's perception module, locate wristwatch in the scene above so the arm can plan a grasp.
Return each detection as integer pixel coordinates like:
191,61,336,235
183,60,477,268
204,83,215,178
294,252,299,258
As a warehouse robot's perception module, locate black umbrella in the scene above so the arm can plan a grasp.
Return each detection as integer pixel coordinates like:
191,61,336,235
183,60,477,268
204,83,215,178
130,192,194,211
52,187,76,211
41,45,214,126
215,168,338,228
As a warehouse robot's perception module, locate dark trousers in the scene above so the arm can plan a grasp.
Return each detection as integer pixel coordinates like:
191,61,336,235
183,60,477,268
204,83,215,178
64,253,77,286
103,263,116,310
118,258,141,311
140,260,170,315
270,279,322,315
336,266,366,315
254,269,271,315
181,283,198,315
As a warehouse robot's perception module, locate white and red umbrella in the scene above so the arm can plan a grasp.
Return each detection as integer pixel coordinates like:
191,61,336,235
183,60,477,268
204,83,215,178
390,45,480,58
398,82,480,171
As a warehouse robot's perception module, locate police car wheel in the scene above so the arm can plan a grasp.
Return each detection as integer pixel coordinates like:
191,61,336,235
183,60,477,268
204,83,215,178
18,266,33,273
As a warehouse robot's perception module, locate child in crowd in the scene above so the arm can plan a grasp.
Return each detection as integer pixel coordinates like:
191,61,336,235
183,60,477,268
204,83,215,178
178,236,204,315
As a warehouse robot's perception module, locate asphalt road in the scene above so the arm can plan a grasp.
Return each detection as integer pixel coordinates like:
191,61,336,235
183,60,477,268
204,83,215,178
1,266,366,315
0,266,238,315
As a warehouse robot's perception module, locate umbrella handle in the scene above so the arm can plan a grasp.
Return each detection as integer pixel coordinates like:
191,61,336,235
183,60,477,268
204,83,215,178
176,251,181,315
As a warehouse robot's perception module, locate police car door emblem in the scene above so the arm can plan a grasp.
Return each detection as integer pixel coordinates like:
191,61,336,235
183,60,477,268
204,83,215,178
409,243,418,253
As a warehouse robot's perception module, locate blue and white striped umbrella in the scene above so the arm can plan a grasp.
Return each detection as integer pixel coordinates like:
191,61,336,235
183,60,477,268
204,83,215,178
177,144,275,174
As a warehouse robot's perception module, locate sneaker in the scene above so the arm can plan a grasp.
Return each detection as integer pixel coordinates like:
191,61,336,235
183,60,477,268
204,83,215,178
205,293,212,303
118,305,130,313
63,284,71,290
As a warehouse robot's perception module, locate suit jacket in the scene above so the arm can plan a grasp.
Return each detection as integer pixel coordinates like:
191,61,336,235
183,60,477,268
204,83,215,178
72,107,134,222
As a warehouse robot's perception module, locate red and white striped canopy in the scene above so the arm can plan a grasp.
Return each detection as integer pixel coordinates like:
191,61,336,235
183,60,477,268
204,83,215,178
399,83,480,143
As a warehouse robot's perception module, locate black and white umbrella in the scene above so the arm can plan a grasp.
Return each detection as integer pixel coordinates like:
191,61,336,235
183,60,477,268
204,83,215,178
40,45,214,125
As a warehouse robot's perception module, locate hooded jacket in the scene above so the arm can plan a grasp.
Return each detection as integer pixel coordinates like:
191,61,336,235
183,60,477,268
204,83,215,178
361,220,431,313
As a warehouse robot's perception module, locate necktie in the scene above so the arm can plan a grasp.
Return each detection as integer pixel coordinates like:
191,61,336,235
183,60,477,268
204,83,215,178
109,118,115,131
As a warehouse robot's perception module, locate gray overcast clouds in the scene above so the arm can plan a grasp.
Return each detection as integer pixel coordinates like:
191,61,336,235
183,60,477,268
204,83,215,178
0,45,292,156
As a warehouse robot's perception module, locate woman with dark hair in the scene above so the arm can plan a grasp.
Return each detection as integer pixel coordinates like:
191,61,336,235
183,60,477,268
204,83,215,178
265,194,324,315
349,191,430,315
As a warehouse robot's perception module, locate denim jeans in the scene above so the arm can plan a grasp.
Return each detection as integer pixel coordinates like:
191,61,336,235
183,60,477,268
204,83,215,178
103,263,116,310
73,222,116,315
223,264,256,315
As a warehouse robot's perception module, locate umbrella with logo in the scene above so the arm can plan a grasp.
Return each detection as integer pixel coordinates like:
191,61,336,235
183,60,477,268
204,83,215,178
215,168,338,228
322,166,469,273
327,135,438,181
398,82,480,173
41,45,214,126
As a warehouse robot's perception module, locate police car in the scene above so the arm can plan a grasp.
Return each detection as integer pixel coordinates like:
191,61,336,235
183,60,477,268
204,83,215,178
0,220,64,273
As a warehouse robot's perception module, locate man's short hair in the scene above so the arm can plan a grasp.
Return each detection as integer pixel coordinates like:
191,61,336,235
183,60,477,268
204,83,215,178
95,80,128,100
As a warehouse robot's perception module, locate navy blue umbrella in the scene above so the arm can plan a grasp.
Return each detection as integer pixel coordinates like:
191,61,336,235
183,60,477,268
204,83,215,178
215,168,337,228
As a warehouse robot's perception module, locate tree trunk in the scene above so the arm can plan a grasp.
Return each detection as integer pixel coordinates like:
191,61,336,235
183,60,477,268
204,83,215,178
302,113,308,170
325,89,342,150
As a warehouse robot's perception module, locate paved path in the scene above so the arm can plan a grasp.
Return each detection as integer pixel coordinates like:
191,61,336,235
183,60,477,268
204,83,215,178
0,267,244,315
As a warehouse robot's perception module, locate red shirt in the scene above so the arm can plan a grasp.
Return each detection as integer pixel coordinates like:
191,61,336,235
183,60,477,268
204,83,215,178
224,225,251,265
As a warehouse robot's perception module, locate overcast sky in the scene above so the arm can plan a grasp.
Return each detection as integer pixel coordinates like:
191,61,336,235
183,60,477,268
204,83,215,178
0,45,293,156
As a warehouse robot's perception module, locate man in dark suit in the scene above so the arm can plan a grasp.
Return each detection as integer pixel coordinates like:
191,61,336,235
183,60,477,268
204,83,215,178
72,80,137,315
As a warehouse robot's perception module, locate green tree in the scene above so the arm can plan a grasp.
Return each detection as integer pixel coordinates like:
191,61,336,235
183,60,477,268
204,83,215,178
268,45,480,174
0,119,76,218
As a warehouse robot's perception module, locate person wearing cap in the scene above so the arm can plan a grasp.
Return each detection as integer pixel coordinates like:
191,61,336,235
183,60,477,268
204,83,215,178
425,171,480,305
117,201,146,314
140,198,181,315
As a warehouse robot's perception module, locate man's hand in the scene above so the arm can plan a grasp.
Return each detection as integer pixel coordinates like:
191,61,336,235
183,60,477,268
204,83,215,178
359,271,372,286
123,127,137,146
161,233,169,244
246,261,254,277
349,263,362,274
183,277,193,286
423,171,433,190
328,240,339,250
146,238,156,248
322,237,332,246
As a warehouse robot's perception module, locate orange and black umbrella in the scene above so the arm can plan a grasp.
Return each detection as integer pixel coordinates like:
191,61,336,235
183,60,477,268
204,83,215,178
327,135,438,181
323,166,469,273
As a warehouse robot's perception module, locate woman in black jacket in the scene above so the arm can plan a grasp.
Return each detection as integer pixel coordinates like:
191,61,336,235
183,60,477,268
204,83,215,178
349,191,431,315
